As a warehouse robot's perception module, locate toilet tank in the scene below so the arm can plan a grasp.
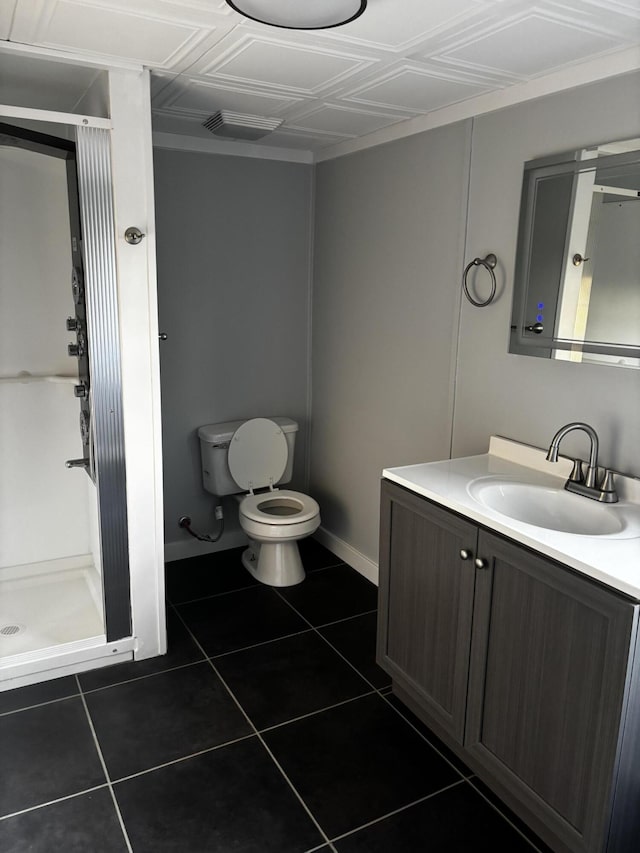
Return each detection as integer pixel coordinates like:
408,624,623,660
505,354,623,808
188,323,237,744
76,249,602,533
197,416,299,496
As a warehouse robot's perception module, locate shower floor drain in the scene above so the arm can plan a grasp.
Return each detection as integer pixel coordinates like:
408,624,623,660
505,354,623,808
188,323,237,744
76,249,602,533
0,623,25,636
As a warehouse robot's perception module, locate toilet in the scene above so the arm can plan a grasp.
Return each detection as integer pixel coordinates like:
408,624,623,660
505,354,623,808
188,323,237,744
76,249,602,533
197,417,320,587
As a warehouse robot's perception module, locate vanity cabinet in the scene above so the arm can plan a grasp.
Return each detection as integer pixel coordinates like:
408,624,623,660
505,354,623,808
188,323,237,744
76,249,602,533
377,479,640,853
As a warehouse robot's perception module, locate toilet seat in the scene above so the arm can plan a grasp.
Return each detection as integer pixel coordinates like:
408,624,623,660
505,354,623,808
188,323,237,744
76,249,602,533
228,417,287,492
240,489,320,525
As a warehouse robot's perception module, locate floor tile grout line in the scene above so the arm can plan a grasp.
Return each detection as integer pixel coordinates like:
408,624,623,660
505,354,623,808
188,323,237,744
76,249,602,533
169,601,336,851
328,778,467,844
167,560,347,607
0,692,81,718
0,783,110,823
168,583,260,607
273,585,377,633
172,570,530,850
4,564,542,851
466,776,547,852
304,560,347,572
77,657,209,695
209,626,315,660
110,732,258,785
106,583,466,830
272,589,386,697
276,614,472,779
312,627,383,694
223,581,543,851
206,606,378,662
249,731,338,853
168,609,380,734
75,675,134,853
314,608,378,630
376,691,470,783
173,594,383,700
257,689,377,735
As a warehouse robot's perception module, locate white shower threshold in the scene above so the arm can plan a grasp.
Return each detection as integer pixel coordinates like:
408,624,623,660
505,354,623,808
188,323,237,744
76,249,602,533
0,556,104,658
0,556,138,691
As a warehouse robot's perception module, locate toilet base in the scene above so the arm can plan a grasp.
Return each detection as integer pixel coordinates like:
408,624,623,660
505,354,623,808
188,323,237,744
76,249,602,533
241,540,305,587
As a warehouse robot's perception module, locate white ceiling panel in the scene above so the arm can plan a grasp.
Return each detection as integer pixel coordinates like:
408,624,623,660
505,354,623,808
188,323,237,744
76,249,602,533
317,0,484,51
155,77,304,118
291,103,405,137
344,65,493,112
441,13,626,77
16,0,221,69
195,33,376,94
2,0,640,159
574,0,640,17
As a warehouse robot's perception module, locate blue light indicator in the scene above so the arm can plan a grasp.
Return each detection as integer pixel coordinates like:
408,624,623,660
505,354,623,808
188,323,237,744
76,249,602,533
537,302,544,309
537,314,544,322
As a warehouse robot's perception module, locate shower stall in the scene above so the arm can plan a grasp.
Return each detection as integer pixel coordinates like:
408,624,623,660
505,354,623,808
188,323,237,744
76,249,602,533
0,56,165,691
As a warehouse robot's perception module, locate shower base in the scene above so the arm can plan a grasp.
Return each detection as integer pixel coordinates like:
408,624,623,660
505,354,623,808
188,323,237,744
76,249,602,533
0,557,104,659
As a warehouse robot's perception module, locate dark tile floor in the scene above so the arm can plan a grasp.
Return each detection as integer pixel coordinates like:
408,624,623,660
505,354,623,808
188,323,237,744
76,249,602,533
0,540,552,852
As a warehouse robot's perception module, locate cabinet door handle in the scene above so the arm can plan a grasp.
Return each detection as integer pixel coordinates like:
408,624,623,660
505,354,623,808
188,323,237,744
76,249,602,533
474,557,489,569
460,549,472,560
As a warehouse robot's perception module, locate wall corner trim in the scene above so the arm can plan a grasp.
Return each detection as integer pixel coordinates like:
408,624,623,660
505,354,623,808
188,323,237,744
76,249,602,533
152,131,314,164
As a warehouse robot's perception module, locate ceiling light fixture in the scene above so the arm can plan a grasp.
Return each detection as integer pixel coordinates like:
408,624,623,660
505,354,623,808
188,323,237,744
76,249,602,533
225,0,367,30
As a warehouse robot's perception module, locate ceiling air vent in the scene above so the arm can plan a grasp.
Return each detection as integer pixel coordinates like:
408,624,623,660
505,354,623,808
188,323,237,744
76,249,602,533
202,111,283,141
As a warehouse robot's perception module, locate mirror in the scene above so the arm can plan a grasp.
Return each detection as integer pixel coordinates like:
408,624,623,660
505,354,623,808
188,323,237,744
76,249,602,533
510,137,640,368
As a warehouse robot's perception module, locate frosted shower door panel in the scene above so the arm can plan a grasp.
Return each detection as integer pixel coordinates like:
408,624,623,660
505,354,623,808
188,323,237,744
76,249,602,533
0,141,91,569
0,381,91,568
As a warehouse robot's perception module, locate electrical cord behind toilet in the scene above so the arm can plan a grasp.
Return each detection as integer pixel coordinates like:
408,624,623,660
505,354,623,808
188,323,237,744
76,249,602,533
179,506,224,542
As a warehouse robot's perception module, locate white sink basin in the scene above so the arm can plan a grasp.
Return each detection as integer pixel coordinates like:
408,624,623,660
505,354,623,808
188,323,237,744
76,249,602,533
467,478,625,536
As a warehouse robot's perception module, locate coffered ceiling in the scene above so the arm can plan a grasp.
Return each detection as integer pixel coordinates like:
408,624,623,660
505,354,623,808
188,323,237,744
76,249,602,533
2,0,640,159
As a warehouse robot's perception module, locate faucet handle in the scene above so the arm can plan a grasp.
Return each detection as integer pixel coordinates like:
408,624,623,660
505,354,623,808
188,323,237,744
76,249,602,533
598,469,619,502
568,458,584,483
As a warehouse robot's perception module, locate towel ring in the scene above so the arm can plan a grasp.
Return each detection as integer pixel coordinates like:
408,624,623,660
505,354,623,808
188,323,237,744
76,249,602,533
463,253,497,307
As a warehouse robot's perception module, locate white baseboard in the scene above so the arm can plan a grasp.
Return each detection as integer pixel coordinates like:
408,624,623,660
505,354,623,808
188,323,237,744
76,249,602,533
314,527,379,585
164,531,248,563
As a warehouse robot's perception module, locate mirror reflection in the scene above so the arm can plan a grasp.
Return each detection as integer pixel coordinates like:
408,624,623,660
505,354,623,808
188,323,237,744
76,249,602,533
510,137,640,368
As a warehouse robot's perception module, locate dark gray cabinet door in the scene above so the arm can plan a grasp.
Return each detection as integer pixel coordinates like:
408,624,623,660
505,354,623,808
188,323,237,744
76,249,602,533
377,480,477,742
466,530,636,853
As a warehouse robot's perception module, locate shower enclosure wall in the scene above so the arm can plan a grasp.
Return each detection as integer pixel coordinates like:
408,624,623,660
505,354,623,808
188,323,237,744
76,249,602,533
0,51,165,691
0,138,105,660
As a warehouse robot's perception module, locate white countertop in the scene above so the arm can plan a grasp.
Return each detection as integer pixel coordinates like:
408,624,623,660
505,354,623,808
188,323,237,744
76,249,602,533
383,437,640,601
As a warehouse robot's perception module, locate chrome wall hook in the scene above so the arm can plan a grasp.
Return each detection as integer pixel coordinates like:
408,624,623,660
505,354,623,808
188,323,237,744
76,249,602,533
124,226,145,245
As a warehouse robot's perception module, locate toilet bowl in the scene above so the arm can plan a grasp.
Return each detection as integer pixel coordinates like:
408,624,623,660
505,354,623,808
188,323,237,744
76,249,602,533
198,416,320,587
238,489,320,586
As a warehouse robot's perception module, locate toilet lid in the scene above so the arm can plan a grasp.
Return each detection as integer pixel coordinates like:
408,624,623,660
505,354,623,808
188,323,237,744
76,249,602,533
228,418,288,492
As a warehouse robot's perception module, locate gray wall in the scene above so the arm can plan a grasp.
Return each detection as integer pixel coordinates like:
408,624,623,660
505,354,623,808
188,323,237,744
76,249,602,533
311,70,640,574
154,149,314,554
453,71,640,471
311,122,471,564
154,70,639,571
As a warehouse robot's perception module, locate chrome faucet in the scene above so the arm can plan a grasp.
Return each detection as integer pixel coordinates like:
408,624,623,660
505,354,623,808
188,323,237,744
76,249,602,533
546,422,618,503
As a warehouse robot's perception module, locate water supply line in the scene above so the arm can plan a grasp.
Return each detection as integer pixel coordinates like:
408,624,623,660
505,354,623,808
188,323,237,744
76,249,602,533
179,506,224,542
